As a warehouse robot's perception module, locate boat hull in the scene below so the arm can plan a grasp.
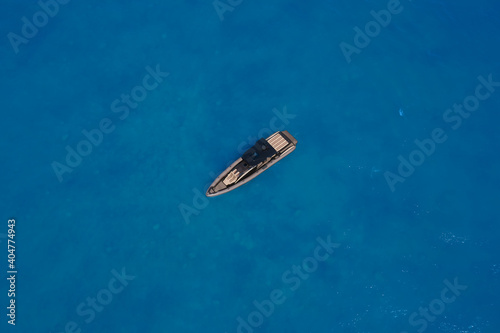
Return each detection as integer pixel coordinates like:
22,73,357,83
206,131,297,197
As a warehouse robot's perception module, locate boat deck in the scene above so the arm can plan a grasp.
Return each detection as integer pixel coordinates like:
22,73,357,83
267,132,288,151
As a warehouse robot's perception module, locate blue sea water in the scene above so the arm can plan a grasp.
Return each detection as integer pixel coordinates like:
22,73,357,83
1,0,499,332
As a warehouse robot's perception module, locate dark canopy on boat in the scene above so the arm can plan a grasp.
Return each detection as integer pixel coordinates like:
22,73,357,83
242,138,277,166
